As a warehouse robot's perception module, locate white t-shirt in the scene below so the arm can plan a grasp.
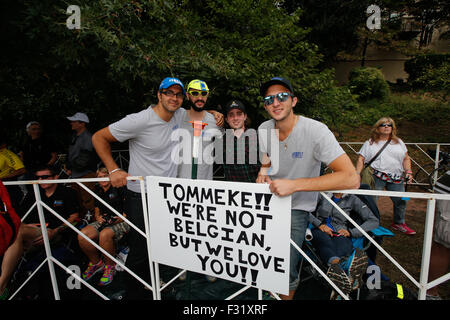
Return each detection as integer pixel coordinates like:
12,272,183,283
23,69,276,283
258,116,345,212
109,105,186,192
358,139,407,180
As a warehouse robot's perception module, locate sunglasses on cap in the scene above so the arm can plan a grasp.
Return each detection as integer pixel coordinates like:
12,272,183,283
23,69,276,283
263,92,293,106
188,90,208,97
379,123,393,128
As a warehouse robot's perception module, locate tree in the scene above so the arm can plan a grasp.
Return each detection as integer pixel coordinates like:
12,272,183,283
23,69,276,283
1,0,357,148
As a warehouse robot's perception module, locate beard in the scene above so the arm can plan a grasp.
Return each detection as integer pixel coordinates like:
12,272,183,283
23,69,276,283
190,100,205,112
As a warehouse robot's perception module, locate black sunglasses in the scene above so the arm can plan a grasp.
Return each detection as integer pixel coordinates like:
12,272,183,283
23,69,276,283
35,174,54,179
379,124,393,128
263,92,293,106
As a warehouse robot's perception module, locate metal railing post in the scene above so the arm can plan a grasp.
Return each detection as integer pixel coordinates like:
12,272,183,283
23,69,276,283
142,177,157,300
32,183,60,300
418,198,436,300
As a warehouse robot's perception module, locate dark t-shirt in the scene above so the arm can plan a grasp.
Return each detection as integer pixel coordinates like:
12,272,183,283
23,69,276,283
20,185,79,229
20,137,57,171
94,185,125,219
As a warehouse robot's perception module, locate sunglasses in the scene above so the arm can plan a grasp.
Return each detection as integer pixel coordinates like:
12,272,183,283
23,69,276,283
188,90,208,97
161,90,184,99
263,92,293,106
379,124,393,128
35,174,54,180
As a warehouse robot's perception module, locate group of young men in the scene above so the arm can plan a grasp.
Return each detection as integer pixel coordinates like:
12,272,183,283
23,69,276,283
92,76,359,300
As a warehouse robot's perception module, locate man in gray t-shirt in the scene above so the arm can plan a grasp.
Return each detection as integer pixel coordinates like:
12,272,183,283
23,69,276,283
92,77,187,298
257,76,359,300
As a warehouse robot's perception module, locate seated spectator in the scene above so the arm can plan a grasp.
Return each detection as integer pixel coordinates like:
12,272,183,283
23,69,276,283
0,165,79,299
0,137,26,209
310,192,379,265
77,167,128,286
19,121,58,174
309,192,379,298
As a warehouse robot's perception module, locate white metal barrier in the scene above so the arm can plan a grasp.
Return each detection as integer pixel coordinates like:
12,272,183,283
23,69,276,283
3,177,450,300
3,176,156,301
340,142,450,188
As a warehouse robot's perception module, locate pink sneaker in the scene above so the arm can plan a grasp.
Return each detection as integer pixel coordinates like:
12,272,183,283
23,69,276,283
391,223,416,235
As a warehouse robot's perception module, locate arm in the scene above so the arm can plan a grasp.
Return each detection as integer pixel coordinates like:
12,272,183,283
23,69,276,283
207,110,224,127
255,153,272,184
269,153,360,197
3,167,26,180
355,155,365,175
403,152,413,183
48,152,58,166
92,127,129,187
348,196,379,238
94,207,105,224
33,212,79,245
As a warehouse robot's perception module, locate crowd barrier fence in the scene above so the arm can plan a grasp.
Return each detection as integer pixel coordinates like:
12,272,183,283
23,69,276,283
3,177,450,300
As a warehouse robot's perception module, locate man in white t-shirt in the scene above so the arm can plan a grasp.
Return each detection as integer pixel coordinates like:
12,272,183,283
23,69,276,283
256,76,359,300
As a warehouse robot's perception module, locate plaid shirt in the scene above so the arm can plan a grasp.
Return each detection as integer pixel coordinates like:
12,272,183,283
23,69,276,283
222,129,261,183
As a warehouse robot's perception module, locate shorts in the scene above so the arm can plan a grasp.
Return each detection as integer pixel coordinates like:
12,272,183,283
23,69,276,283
433,200,450,248
88,221,130,244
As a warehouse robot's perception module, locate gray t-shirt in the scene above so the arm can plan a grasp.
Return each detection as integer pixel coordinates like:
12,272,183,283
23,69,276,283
258,116,345,212
67,129,95,178
109,105,186,193
176,111,220,180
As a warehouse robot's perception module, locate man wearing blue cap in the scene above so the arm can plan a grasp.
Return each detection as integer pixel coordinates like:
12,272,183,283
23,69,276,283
92,76,187,298
257,76,360,300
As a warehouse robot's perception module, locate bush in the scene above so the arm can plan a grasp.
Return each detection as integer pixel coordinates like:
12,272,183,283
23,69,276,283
348,67,390,101
410,63,450,96
350,93,450,126
404,53,450,83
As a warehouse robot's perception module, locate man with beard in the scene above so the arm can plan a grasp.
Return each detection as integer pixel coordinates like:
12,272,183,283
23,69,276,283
176,79,223,181
175,79,223,283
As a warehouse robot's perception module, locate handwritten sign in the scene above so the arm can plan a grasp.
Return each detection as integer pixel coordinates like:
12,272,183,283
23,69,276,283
146,176,291,294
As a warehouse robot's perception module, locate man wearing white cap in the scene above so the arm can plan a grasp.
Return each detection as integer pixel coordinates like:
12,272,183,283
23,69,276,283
66,112,97,220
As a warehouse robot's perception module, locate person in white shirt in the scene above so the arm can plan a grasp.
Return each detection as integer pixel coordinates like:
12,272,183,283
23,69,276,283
356,117,415,235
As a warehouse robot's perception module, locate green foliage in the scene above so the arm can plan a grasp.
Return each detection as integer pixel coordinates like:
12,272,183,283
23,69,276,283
1,0,358,148
414,64,450,95
345,93,450,126
404,54,450,95
404,53,450,82
348,67,390,101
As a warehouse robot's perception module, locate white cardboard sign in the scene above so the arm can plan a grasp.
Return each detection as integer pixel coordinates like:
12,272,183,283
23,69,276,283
147,176,291,294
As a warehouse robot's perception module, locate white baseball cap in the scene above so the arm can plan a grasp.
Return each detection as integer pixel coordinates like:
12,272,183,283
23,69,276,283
67,112,89,123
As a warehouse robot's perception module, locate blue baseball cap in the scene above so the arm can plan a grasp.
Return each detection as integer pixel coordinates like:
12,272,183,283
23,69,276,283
159,77,185,94
260,76,294,96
